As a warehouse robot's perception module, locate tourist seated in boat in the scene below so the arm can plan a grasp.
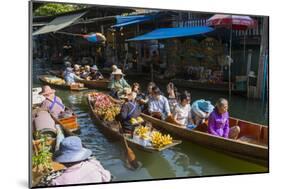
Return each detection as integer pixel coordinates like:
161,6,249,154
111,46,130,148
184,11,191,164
39,85,65,118
166,82,179,113
132,82,146,104
117,89,142,133
80,65,91,79
109,64,118,80
148,86,171,120
88,65,104,80
63,67,83,86
73,64,81,76
172,92,195,129
108,69,131,99
191,99,214,126
208,98,240,139
37,136,111,186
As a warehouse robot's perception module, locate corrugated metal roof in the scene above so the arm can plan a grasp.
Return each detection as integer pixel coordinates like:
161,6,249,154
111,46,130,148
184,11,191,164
33,12,86,36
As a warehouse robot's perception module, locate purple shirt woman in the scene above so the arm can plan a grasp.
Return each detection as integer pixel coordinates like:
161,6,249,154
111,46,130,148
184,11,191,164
208,98,240,139
208,108,230,138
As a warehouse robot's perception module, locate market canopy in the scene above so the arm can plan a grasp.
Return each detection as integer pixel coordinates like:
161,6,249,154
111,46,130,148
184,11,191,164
32,12,86,36
111,15,153,28
126,26,215,41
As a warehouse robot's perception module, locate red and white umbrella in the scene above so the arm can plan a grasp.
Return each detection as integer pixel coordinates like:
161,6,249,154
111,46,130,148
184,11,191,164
207,14,256,30
207,14,257,98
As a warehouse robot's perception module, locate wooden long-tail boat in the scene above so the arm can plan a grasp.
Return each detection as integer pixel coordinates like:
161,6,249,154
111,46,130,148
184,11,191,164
141,113,268,165
87,93,181,152
38,75,88,91
49,70,110,90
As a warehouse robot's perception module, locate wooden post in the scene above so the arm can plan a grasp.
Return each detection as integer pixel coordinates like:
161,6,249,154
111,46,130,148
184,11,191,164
256,17,269,99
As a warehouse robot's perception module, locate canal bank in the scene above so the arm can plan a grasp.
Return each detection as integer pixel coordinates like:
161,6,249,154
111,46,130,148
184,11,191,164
32,60,268,181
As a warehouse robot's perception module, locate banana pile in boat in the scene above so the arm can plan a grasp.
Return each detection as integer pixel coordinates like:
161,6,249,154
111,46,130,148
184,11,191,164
129,117,144,125
151,131,173,149
45,77,65,85
133,125,173,149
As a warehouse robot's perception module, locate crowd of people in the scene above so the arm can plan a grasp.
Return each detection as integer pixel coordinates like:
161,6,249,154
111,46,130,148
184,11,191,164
106,65,241,140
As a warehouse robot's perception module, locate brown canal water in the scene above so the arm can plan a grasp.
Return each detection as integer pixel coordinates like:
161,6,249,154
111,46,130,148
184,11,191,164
32,60,268,182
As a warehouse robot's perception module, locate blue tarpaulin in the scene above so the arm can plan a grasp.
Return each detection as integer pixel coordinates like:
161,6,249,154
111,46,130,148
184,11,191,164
112,15,153,28
126,26,214,41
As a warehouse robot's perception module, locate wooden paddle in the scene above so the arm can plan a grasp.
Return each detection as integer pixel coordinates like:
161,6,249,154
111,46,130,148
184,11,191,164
118,122,139,169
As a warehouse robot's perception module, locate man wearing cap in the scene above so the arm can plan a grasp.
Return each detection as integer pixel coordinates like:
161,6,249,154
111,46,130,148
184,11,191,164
40,85,65,118
38,136,111,186
88,65,103,80
108,69,130,99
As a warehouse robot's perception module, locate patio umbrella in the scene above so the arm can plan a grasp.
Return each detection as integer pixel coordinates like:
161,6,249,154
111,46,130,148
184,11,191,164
56,31,106,43
207,14,256,98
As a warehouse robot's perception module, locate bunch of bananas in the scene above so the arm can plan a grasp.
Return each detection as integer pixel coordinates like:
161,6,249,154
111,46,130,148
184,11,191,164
151,131,173,149
134,126,149,139
129,116,144,125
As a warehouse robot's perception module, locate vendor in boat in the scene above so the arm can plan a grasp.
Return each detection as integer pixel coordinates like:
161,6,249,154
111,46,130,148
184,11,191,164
40,85,65,118
118,89,142,133
108,69,131,99
172,92,195,129
148,86,171,120
63,67,83,86
208,98,240,139
37,136,111,186
80,65,91,79
88,65,104,80
109,65,118,80
191,99,214,126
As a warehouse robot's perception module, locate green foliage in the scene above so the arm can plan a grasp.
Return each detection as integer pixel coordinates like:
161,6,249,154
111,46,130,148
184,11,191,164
34,3,86,17
32,134,53,173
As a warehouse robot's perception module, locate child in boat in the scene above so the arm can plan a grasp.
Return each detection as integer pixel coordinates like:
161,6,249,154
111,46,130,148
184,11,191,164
173,92,195,129
88,65,103,80
37,136,111,186
148,86,171,120
118,89,142,133
40,85,65,118
208,98,240,139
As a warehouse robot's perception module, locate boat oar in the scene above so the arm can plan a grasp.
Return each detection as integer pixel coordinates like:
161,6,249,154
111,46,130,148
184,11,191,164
118,122,139,169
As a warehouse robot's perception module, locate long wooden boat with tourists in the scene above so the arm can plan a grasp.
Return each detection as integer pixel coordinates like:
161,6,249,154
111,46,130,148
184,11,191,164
87,93,181,152
38,75,88,91
141,113,268,164
49,70,110,90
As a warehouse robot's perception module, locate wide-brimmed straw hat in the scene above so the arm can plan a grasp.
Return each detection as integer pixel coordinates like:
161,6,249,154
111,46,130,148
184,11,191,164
90,65,99,71
39,85,55,96
54,136,92,163
112,69,125,75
